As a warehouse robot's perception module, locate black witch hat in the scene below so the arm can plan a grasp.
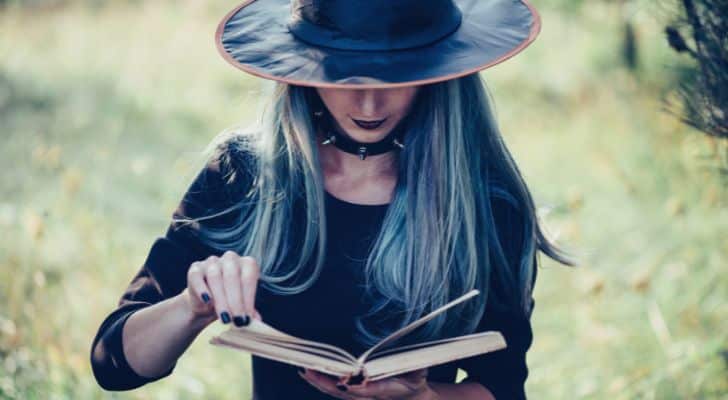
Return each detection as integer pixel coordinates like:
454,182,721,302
216,0,541,88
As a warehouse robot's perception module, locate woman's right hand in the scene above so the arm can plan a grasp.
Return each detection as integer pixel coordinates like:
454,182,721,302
182,250,263,326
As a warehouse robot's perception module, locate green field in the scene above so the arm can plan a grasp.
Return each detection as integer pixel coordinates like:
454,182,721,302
0,1,726,399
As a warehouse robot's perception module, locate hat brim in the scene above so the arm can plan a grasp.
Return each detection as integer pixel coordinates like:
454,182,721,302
216,0,541,89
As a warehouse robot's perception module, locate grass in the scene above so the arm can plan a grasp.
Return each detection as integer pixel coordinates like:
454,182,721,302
0,1,726,399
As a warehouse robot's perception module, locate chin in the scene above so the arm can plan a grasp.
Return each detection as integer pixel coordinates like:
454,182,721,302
346,126,392,143
350,133,389,143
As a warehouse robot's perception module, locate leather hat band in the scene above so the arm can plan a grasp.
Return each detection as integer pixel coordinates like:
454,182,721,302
287,0,463,51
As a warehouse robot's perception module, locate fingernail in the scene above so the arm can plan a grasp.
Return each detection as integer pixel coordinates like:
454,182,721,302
297,367,305,374
220,311,231,324
336,384,348,392
233,315,250,327
201,293,210,303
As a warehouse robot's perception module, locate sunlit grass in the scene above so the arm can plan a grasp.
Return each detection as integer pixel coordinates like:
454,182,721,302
0,1,725,399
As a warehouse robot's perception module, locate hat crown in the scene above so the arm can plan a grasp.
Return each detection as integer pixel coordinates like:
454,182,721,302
288,0,463,51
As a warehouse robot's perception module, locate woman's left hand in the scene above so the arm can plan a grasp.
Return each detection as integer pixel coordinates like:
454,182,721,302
299,368,437,400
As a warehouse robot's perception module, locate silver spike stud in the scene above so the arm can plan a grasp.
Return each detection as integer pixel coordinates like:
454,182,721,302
321,133,336,145
392,138,405,149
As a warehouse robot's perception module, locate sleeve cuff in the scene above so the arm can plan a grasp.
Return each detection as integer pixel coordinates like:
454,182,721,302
91,303,176,390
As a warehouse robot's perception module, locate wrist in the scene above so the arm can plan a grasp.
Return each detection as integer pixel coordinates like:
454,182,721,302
173,292,215,331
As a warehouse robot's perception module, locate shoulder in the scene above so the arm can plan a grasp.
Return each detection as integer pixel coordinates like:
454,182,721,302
164,131,261,258
191,130,260,203
172,130,260,223
487,185,538,314
489,190,529,256
206,130,260,188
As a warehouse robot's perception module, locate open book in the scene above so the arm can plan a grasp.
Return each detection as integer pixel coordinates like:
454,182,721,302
209,289,505,385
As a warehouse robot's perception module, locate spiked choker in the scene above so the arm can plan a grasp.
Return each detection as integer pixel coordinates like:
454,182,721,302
316,111,406,160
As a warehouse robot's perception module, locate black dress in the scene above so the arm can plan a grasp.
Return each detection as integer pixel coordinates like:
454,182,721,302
90,142,537,399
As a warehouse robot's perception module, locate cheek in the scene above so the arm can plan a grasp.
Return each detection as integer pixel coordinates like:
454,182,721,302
398,89,420,111
317,90,352,115
395,95,418,116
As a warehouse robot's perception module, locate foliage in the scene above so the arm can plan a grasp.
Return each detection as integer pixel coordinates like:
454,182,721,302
665,0,728,140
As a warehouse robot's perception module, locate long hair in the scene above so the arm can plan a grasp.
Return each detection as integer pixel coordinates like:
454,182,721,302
180,73,574,348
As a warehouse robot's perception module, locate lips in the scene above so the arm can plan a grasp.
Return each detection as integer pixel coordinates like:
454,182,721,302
352,117,386,130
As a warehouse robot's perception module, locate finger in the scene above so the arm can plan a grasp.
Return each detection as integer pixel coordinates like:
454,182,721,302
239,256,261,318
298,371,338,397
220,251,246,324
307,370,376,400
396,367,429,383
187,261,212,306
203,257,230,324
344,376,413,398
299,370,357,399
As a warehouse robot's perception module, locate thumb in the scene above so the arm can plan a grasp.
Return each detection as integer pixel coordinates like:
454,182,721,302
396,368,428,382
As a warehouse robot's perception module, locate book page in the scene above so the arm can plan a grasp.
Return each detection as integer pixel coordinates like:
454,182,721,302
357,289,480,364
214,318,357,364
368,330,497,360
363,331,506,381
210,333,359,377
237,333,355,364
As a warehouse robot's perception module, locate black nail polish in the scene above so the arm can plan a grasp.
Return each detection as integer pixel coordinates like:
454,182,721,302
336,384,348,392
201,293,210,303
220,311,231,324
297,367,305,374
233,315,249,327
347,372,365,385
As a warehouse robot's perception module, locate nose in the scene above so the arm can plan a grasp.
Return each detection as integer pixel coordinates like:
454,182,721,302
357,90,380,118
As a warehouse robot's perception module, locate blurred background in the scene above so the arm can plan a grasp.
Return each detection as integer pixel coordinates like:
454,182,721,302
0,0,725,399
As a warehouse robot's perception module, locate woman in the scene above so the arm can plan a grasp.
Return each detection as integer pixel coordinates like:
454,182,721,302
90,0,572,399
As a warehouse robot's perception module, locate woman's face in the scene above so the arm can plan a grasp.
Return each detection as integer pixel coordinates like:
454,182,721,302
315,86,421,143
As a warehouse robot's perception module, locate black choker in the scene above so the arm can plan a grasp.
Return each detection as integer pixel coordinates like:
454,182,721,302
315,110,406,160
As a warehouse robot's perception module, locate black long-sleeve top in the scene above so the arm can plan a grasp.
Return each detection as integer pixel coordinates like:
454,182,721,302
90,140,537,399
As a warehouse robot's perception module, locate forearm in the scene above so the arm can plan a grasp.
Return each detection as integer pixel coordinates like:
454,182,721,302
427,381,495,400
122,293,216,378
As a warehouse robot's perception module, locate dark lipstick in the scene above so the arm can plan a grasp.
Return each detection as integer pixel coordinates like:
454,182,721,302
352,117,386,130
